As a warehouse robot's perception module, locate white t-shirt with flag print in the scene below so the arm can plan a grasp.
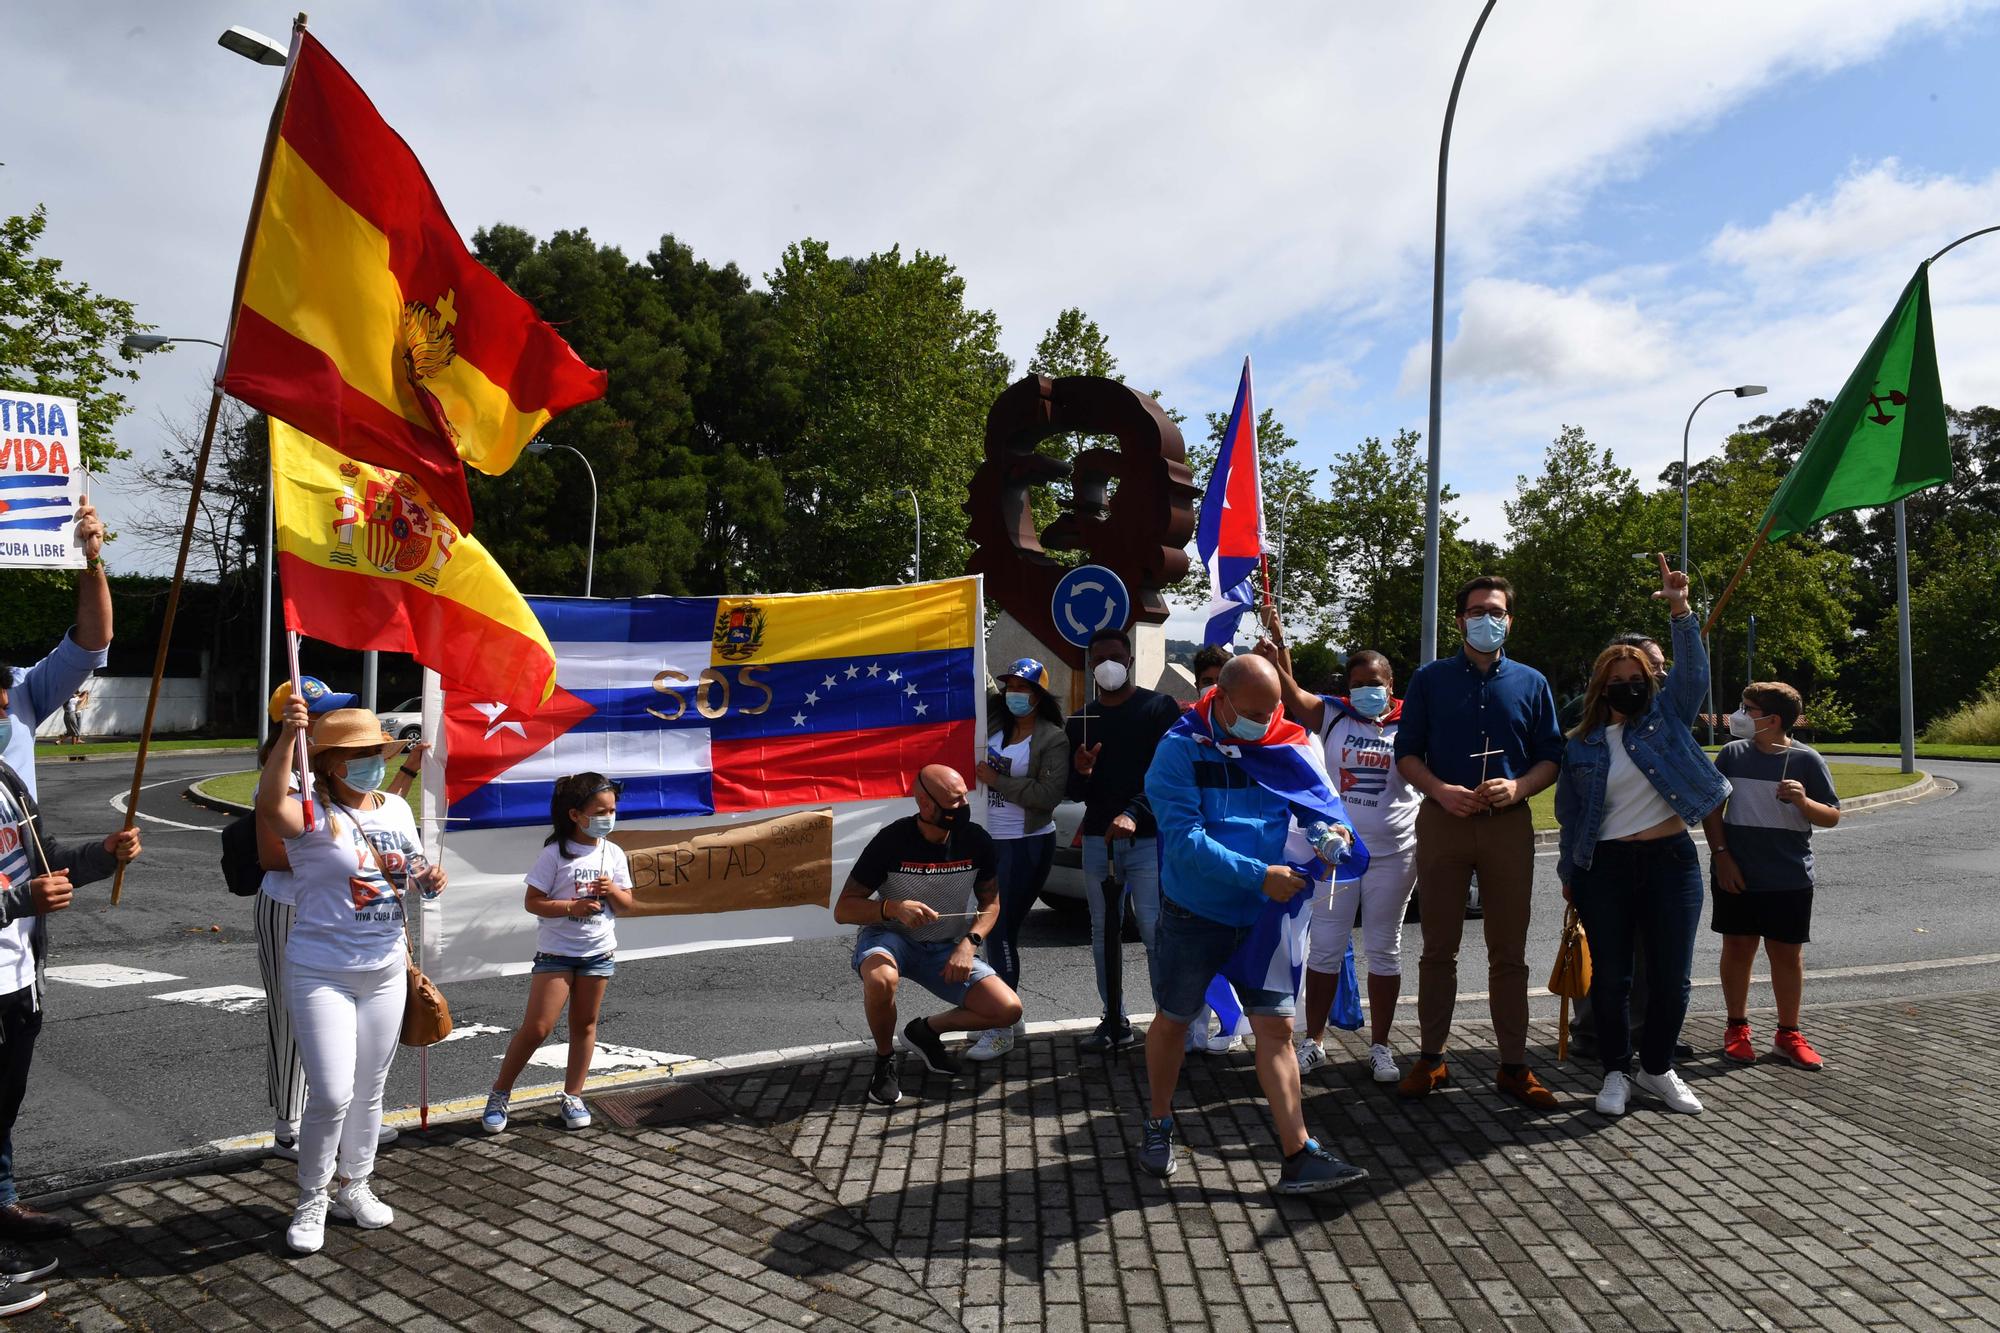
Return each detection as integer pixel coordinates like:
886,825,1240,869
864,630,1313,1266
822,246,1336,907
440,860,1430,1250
283,795,424,972
526,838,630,958
0,783,37,994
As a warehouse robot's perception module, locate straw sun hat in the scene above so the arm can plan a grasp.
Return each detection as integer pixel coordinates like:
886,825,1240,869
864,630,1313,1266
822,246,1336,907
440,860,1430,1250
306,708,404,759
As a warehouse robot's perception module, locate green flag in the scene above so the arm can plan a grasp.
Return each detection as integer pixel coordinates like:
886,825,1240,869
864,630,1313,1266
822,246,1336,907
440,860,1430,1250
1761,263,1952,541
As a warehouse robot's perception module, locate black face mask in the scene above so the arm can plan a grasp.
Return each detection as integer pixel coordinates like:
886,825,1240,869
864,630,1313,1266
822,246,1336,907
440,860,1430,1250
919,780,968,831
1604,680,1651,716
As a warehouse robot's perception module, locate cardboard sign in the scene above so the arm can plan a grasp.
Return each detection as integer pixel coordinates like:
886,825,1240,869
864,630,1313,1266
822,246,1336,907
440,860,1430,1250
612,808,834,916
0,392,84,569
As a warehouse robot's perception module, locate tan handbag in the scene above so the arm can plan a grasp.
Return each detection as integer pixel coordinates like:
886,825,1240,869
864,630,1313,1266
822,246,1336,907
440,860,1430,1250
1547,905,1592,1062
338,799,454,1047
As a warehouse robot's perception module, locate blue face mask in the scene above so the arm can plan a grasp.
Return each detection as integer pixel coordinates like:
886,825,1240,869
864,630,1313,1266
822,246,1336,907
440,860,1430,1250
583,814,616,839
1004,691,1035,717
1225,708,1272,742
1348,685,1390,718
0,719,12,754
1463,613,1509,653
342,755,387,792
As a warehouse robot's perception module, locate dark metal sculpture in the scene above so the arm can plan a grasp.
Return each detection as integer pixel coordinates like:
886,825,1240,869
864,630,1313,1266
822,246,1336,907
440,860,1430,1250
964,375,1200,669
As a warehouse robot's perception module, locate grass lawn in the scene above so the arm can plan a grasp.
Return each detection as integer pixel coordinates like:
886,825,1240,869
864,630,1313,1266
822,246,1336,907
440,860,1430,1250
38,738,256,756
193,769,422,819
1525,762,1922,832
1806,742,2000,763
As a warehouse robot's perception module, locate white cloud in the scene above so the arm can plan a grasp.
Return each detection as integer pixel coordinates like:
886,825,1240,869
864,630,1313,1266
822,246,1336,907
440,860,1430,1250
1710,159,2000,280
1400,278,1672,393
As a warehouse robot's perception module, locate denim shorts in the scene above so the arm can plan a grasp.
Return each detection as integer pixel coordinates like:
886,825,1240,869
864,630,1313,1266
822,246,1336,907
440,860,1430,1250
532,951,616,978
1149,897,1296,1024
852,925,996,1006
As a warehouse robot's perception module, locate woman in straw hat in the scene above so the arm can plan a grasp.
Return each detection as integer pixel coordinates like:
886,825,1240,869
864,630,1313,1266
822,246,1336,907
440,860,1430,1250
257,693,445,1255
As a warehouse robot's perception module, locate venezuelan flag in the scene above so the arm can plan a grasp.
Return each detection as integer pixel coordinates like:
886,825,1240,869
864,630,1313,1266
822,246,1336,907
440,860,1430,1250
223,32,606,531
271,421,556,716
442,580,983,829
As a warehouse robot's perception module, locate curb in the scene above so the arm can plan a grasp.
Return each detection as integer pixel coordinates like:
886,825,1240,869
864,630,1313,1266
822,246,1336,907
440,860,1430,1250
39,746,256,764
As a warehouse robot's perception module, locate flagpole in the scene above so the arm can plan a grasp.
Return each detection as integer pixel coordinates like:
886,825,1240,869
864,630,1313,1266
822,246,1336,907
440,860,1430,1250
1894,500,1916,774
108,13,308,906
1703,517,1772,639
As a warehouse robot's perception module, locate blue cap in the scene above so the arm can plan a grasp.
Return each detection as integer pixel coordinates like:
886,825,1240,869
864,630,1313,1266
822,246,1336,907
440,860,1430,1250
268,675,359,723
997,657,1047,689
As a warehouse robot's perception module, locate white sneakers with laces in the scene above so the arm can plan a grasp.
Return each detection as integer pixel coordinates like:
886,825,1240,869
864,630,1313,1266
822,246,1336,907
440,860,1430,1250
332,1179,394,1229
1368,1044,1401,1084
1634,1068,1703,1114
286,1190,331,1254
1293,1039,1327,1076
965,1029,1015,1062
1595,1071,1631,1116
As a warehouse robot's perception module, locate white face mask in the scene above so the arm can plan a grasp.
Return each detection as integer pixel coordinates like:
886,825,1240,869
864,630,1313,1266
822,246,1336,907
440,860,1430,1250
1093,660,1129,693
1727,709,1761,740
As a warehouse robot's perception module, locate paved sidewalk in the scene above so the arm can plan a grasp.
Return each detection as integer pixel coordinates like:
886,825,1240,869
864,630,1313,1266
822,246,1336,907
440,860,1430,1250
19,991,2000,1331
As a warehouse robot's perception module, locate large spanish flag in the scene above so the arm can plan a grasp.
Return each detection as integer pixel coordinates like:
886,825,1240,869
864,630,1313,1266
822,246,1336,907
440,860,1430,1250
271,420,557,716
224,31,606,531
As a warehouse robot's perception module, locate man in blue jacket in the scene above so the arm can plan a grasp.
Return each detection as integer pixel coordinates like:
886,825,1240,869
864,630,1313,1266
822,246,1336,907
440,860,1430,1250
1137,653,1369,1195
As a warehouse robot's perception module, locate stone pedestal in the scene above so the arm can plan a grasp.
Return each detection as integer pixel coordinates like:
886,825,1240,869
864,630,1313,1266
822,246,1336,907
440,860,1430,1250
988,610,1186,712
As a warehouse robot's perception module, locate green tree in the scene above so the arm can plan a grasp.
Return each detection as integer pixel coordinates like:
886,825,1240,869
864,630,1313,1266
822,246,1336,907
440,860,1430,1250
1023,307,1121,535
762,239,1010,591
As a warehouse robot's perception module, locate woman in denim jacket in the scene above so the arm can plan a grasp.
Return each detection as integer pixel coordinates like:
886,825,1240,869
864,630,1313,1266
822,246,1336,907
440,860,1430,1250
1555,557,1730,1118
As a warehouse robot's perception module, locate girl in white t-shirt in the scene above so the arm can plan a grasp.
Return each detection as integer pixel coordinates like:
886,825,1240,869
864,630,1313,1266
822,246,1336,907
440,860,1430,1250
257,696,445,1256
482,772,637,1136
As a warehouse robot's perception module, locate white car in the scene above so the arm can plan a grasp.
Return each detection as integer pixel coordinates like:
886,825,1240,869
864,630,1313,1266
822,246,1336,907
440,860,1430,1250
379,696,424,742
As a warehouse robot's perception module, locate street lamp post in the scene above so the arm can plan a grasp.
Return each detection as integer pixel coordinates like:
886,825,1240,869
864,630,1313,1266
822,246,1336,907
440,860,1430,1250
1419,0,1498,666
1272,489,1301,616
1679,383,1766,574
894,488,921,583
527,440,598,596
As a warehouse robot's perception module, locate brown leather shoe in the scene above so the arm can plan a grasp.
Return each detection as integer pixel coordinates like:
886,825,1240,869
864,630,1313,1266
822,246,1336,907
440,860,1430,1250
1398,1057,1449,1098
1495,1066,1560,1109
0,1203,70,1241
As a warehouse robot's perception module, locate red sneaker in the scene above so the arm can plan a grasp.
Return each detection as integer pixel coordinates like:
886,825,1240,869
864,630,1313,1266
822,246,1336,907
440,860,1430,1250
1771,1029,1824,1071
1722,1021,1755,1064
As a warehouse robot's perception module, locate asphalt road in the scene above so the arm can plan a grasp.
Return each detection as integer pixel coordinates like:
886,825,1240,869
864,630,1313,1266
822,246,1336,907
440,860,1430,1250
10,748,1996,1193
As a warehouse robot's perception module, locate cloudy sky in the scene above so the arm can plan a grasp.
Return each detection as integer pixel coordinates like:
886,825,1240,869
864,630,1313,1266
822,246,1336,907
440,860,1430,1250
13,1,2000,612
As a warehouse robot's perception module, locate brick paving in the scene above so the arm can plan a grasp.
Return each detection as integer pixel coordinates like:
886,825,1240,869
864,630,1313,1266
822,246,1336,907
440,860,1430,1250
18,991,2000,1330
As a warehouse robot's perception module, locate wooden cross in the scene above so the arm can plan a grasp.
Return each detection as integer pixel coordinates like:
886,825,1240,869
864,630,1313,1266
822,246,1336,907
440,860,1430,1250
1470,736,1506,815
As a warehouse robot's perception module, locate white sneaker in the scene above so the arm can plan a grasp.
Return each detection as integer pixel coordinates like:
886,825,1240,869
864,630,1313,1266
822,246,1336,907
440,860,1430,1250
331,1179,394,1229
376,1123,398,1147
1595,1071,1631,1116
1294,1039,1327,1076
272,1121,300,1162
286,1190,330,1254
1204,1029,1239,1054
559,1093,592,1130
965,1029,1014,1062
481,1090,510,1134
1368,1044,1401,1084
1633,1068,1703,1114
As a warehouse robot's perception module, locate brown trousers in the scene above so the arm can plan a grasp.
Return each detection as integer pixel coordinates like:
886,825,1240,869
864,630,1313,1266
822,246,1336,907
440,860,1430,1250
1413,798,1536,1063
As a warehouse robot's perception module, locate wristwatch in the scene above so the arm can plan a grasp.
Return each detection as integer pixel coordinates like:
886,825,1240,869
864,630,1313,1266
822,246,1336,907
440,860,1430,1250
965,930,985,948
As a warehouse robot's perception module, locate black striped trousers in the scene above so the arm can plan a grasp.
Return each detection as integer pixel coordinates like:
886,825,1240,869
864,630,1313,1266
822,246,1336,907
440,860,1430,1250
253,891,308,1126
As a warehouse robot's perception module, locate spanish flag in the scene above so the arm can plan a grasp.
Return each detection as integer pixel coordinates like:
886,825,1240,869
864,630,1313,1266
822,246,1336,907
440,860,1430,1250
271,420,557,716
223,32,606,531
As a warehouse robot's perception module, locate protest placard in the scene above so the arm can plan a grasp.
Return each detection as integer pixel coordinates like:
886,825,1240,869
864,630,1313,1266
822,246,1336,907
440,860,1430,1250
0,392,85,569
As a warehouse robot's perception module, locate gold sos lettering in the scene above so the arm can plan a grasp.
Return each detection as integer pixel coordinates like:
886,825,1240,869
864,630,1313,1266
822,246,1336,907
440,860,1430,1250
647,666,773,722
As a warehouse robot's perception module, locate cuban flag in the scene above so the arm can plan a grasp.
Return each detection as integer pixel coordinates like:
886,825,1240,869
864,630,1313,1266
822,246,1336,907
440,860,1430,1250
443,580,983,829
0,474,73,533
1194,357,1266,645
1165,691,1371,1037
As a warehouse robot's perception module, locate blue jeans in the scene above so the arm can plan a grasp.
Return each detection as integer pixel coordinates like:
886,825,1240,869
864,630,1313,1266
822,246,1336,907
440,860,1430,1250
1571,832,1703,1077
1081,835,1160,1020
0,986,42,1205
990,832,1055,991
852,926,997,1005
1150,897,1295,1024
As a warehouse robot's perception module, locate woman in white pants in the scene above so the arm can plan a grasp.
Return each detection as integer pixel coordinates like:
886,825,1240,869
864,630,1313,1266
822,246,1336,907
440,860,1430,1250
1269,650,1423,1083
256,695,443,1255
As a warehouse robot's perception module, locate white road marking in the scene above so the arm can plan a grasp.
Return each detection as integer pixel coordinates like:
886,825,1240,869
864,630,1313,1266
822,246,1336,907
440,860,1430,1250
45,964,184,988
107,769,240,832
440,1023,508,1043
517,1041,692,1072
1395,951,2000,1005
152,984,265,1014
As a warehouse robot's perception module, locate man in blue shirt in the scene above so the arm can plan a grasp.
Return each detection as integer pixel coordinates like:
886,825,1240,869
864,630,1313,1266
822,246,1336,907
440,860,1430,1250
4,503,111,802
1393,575,1564,1108
1137,654,1368,1195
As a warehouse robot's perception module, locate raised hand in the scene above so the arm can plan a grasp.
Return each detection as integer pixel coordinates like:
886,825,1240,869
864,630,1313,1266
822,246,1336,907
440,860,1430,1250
1651,551,1691,616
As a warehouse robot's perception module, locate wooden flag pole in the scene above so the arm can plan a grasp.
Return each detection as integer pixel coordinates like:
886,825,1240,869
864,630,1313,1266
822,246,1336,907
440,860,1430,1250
108,14,308,905
1703,517,1774,639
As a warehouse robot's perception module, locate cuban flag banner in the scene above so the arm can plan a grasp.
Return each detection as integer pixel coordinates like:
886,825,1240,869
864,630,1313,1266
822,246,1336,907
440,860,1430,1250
1193,358,1266,645
1164,693,1371,1037
419,577,987,981
0,391,85,570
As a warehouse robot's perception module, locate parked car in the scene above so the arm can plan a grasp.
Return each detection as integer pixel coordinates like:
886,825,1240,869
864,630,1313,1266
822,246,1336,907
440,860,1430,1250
379,696,423,741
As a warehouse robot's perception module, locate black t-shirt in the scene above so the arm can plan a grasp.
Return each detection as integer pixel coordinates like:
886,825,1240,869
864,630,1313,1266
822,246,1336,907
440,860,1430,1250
1065,686,1182,838
849,816,996,943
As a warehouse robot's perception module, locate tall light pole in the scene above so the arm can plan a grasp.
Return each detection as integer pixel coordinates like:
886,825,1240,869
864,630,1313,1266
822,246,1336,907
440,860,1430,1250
528,440,597,596
894,487,921,582
1419,0,1498,666
1271,488,1302,616
1680,383,1765,574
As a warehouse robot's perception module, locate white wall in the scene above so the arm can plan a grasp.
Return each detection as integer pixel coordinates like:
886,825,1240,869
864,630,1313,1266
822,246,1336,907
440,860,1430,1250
32,677,207,738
